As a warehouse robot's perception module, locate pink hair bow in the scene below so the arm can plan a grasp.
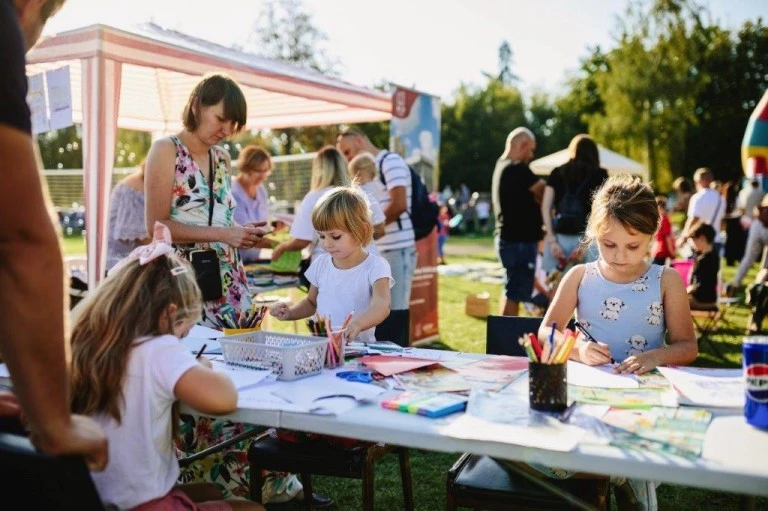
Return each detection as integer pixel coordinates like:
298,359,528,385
109,222,177,274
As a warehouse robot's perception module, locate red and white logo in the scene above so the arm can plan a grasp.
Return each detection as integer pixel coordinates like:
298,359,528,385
746,363,768,403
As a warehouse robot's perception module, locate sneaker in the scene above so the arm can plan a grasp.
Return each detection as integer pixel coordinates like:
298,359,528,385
613,478,657,511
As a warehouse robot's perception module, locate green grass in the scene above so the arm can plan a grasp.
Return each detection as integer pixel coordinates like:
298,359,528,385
262,236,766,510
61,234,86,255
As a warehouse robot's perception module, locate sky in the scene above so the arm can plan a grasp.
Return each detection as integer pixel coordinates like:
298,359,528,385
43,0,766,101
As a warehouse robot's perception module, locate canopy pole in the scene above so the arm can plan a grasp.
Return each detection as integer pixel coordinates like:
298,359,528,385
81,56,122,288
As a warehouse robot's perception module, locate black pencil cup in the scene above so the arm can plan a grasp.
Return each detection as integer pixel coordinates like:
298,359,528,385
529,362,567,413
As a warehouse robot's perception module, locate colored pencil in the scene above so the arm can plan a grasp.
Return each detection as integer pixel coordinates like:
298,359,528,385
528,333,543,360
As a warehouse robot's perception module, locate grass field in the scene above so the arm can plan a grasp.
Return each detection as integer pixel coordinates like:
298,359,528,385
62,234,766,509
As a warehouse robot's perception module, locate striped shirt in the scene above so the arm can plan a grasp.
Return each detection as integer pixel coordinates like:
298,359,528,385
374,150,415,251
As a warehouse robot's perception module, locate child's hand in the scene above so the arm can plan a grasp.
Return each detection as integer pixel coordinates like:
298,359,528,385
270,302,292,321
576,340,613,365
196,356,213,369
613,351,660,375
343,319,364,343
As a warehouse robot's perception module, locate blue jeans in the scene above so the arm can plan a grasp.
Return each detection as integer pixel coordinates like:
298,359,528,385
495,238,538,302
542,234,598,273
382,246,418,310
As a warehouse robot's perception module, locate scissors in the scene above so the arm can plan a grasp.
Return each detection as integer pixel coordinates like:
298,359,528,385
335,371,374,384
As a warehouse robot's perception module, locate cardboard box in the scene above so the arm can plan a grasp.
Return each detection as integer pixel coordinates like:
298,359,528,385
465,292,490,318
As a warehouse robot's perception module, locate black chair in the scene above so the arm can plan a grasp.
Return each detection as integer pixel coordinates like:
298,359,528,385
0,428,107,510
445,315,609,510
374,309,410,347
247,310,414,510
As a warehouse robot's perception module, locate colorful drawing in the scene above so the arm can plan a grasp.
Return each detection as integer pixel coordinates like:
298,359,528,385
393,365,473,393
568,386,676,408
600,407,712,458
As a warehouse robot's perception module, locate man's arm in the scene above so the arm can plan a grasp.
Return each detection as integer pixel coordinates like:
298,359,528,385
529,179,546,205
384,186,407,224
0,125,107,469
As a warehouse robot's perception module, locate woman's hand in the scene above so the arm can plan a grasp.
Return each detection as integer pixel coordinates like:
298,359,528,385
270,302,292,321
576,339,613,365
613,351,660,375
226,225,266,248
567,245,585,263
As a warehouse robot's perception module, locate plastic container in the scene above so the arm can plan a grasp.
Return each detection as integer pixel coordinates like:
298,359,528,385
529,362,567,413
219,330,328,381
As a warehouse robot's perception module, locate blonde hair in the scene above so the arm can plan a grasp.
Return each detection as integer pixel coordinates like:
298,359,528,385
70,254,201,423
237,145,271,174
584,174,659,243
348,152,378,181
311,146,351,190
312,187,374,246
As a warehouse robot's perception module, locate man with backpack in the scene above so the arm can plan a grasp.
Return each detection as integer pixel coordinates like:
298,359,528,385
338,128,437,310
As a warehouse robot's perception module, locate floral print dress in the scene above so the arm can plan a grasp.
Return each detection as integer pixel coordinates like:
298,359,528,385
168,135,251,326
169,136,302,502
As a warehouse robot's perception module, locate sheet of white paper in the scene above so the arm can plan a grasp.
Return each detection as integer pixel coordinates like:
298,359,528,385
27,73,49,134
46,67,73,131
212,363,274,391
237,370,385,415
189,324,224,339
0,364,9,379
658,366,744,408
440,413,587,452
567,361,639,389
182,337,222,355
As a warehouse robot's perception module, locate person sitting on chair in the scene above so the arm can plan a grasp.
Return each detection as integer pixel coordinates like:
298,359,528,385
687,223,719,310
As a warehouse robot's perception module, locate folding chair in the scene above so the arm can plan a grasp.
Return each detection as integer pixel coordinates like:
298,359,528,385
690,295,739,359
0,427,109,510
446,315,609,510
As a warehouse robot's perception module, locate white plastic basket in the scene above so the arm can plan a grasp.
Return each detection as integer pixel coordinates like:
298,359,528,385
219,330,328,381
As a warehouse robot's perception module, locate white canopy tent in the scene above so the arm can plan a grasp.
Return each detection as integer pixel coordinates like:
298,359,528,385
26,22,392,288
530,144,646,179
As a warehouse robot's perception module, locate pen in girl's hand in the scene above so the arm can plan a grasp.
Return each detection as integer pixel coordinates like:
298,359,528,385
196,344,207,359
574,321,615,364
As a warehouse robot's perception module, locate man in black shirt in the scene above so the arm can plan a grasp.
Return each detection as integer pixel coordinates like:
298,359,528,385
491,127,545,316
0,0,107,471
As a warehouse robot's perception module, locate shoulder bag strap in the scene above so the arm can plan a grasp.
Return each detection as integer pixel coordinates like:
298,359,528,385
208,149,215,227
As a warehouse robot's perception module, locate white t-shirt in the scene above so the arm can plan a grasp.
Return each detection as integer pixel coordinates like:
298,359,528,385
687,188,726,242
90,335,199,510
374,150,415,252
475,200,491,219
304,253,393,344
290,185,386,258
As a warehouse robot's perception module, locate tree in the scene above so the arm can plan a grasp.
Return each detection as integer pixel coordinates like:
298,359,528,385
440,79,526,192
241,0,341,155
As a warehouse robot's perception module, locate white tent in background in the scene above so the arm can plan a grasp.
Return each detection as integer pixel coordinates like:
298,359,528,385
530,144,646,179
26,22,392,288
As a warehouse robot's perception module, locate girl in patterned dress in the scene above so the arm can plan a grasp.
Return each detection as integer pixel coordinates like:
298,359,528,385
536,175,698,510
542,174,697,372
145,74,303,504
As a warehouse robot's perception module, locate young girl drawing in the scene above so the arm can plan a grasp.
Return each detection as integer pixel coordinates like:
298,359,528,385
271,186,392,344
542,174,697,373
538,175,697,509
70,223,263,511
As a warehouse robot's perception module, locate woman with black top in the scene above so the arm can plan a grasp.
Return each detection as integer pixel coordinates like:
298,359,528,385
540,134,609,273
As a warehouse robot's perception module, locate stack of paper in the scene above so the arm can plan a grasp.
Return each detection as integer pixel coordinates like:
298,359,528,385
657,366,744,408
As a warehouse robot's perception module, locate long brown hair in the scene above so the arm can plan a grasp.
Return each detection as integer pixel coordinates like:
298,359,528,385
584,174,659,244
70,254,201,423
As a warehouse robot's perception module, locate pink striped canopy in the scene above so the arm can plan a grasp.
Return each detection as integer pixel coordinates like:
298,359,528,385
25,23,392,288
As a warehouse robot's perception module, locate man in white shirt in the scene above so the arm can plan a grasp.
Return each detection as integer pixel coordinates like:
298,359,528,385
731,196,768,290
680,167,726,250
337,128,416,310
737,179,765,219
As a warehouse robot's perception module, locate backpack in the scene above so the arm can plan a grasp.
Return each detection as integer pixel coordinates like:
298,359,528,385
378,152,440,241
553,179,591,235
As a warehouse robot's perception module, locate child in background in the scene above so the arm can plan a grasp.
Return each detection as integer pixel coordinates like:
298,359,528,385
652,195,676,265
687,223,720,309
437,204,451,265
529,240,553,316
70,224,262,511
271,186,393,344
538,175,697,510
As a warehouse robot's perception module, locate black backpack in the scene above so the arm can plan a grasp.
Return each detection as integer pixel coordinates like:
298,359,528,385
378,152,439,241
553,179,591,235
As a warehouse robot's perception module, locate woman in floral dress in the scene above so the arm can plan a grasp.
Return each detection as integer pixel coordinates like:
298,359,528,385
144,73,303,504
